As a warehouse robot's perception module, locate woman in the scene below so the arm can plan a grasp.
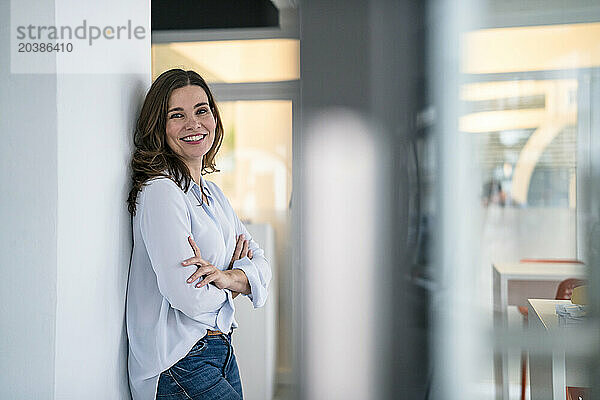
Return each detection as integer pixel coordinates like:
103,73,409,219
126,69,271,400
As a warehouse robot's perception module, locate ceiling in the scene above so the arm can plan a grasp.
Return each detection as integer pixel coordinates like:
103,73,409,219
151,0,282,31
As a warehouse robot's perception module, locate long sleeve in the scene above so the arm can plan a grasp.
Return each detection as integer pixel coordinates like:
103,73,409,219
231,222,271,308
139,178,227,319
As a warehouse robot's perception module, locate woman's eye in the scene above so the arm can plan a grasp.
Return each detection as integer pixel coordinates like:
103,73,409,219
196,108,209,115
169,113,183,119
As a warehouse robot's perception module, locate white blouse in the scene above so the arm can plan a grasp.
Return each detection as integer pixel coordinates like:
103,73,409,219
126,175,271,400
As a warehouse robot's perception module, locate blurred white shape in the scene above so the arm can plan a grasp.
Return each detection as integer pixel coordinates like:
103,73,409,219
303,109,378,400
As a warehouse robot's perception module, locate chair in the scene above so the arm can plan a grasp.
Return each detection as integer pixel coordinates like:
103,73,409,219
555,278,586,300
517,259,585,400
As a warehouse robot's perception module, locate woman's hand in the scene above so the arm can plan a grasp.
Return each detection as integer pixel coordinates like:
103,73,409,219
229,234,253,268
228,234,253,298
181,235,253,294
182,236,233,290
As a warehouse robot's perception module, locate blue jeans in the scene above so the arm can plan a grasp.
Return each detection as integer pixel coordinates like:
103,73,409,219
156,333,243,399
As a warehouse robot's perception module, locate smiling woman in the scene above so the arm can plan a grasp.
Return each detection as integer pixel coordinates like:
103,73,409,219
127,69,224,214
165,86,217,168
125,69,271,400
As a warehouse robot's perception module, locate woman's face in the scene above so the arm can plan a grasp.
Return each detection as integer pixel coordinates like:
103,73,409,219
165,85,216,167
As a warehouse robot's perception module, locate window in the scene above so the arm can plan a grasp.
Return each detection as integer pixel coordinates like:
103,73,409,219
152,39,299,82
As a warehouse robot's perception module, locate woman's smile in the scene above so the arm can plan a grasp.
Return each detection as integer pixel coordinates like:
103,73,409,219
180,133,208,143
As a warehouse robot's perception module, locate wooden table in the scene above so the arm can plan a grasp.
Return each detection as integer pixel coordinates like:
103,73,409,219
492,262,586,400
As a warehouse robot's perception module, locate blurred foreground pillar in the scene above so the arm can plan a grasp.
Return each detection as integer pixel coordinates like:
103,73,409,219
298,1,428,399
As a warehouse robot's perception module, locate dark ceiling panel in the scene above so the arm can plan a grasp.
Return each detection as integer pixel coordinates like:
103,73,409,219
152,0,279,31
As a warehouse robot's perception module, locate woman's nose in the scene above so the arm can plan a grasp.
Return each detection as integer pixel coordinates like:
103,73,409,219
185,117,200,130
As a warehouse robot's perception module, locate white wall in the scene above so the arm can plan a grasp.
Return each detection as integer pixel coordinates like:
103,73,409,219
481,207,577,262
53,73,149,399
0,1,150,399
478,206,578,312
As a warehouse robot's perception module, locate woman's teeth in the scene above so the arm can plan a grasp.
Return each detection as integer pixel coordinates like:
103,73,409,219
181,134,205,142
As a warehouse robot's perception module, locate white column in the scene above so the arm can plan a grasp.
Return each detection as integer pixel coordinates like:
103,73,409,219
1,1,150,399
0,0,58,397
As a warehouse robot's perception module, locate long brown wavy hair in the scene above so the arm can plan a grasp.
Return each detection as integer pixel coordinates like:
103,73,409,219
127,69,224,215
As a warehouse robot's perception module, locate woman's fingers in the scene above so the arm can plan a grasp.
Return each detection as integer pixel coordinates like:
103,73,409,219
195,271,217,288
229,234,245,267
181,255,208,266
183,236,212,267
234,234,245,259
188,236,202,257
240,239,249,259
186,264,215,283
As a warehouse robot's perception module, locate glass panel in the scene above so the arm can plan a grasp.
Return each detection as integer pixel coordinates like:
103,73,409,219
152,39,300,82
455,17,598,400
462,79,577,209
210,100,292,217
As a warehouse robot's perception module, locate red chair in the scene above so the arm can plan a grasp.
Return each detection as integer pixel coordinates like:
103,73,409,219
555,278,586,300
516,259,584,316
516,259,585,400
